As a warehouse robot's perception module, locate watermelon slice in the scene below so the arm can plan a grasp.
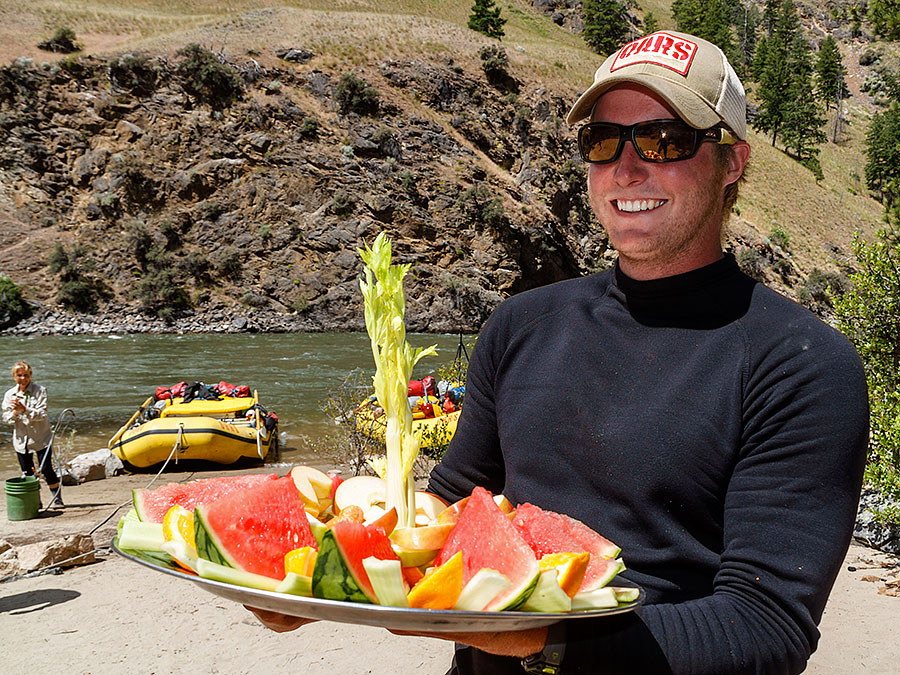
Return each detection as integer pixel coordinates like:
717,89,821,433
512,503,623,592
133,473,277,523
194,476,317,580
434,486,539,611
312,520,400,604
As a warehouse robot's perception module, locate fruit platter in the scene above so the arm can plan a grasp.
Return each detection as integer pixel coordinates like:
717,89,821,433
114,466,644,632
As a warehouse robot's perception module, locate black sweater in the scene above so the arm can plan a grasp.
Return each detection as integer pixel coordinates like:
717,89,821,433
428,255,869,675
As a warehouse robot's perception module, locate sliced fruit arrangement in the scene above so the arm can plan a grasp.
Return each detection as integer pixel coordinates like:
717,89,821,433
117,467,637,613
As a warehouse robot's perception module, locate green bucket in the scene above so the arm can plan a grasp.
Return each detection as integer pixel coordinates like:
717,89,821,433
5,476,41,521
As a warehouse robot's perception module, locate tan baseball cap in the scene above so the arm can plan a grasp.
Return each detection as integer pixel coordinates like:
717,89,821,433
567,31,747,140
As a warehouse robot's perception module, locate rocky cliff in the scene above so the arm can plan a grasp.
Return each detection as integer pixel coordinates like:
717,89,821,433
0,47,610,333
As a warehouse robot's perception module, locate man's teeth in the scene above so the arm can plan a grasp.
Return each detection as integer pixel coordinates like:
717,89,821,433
616,199,664,212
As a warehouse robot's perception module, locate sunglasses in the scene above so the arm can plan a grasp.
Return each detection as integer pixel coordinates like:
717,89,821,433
578,119,737,164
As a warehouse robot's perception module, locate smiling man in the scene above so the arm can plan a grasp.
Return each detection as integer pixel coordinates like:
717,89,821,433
426,31,869,674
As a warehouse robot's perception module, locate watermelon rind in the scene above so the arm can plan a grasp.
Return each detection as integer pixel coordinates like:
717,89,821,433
497,569,540,611
194,506,238,569
275,572,313,597
118,520,165,552
195,557,281,592
571,586,618,610
362,557,409,607
611,586,640,603
520,570,572,613
589,558,626,590
311,528,373,604
454,568,512,611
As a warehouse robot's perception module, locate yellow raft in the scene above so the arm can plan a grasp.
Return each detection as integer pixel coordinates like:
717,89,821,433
354,396,461,451
109,392,277,469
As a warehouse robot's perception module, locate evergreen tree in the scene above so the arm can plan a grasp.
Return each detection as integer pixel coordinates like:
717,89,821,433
468,0,506,40
781,35,826,179
868,0,900,40
815,36,847,111
582,0,629,55
865,102,900,204
643,11,660,34
752,35,792,144
672,0,735,56
734,1,761,77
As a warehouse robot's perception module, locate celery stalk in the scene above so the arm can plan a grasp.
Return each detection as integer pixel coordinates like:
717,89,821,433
358,233,437,529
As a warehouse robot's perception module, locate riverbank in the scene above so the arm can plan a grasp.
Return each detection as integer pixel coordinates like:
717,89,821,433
1,466,898,674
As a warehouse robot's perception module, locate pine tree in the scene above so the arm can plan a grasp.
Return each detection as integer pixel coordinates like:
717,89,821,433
865,103,900,203
815,36,846,111
582,0,629,55
781,34,826,179
868,0,900,40
643,11,660,34
734,1,761,77
672,0,735,56
468,0,506,40
752,34,792,145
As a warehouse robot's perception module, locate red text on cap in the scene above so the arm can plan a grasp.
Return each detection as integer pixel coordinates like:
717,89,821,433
610,32,697,76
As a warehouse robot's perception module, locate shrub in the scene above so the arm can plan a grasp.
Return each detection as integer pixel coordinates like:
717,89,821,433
298,116,320,138
334,73,380,116
329,190,355,216
735,246,765,280
176,44,244,109
458,183,507,229
136,268,190,319
0,275,30,326
769,226,790,251
479,45,509,84
37,27,80,54
57,280,96,312
210,246,242,278
108,53,159,97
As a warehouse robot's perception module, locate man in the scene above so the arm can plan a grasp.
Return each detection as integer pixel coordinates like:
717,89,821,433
3,361,63,506
250,31,868,675
424,30,868,674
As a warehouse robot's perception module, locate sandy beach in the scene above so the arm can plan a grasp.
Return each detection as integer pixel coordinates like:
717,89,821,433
1,467,898,674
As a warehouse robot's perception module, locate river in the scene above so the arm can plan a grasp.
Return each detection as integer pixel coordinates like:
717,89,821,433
0,332,470,475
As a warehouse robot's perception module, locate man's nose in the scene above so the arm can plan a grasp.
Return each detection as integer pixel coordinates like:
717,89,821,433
613,140,649,185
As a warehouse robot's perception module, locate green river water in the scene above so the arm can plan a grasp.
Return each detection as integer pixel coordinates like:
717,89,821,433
0,332,469,476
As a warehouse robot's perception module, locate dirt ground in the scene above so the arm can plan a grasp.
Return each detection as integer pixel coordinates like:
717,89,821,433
1,468,898,674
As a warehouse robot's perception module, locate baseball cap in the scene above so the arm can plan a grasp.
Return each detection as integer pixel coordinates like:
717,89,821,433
566,31,747,140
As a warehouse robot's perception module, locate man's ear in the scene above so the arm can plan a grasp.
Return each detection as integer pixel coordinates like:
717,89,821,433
724,141,750,186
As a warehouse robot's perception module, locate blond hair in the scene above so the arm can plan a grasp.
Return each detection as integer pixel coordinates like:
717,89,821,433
11,361,31,377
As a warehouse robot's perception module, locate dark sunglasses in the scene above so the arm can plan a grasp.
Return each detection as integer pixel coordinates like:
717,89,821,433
577,119,737,164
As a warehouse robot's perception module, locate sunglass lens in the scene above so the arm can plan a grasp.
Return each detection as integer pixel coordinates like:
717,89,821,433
633,121,697,161
581,124,621,163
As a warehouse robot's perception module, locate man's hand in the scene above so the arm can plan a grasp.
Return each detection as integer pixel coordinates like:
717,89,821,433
389,626,548,659
244,606,317,633
10,398,25,416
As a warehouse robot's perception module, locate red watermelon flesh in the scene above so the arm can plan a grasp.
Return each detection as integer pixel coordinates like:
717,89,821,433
133,473,277,522
197,476,317,579
329,520,401,603
435,486,539,611
512,503,622,592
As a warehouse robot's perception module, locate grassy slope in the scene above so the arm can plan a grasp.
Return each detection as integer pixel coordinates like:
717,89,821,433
0,0,886,280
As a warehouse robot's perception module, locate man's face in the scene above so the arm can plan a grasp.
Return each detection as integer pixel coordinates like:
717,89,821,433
13,369,30,391
586,83,749,280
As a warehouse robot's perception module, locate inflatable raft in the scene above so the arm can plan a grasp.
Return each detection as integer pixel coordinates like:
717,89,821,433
109,389,277,469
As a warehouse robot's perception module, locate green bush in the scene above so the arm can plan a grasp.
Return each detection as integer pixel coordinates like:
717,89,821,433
57,280,97,312
108,53,159,97
769,226,790,251
136,268,190,319
334,73,380,116
176,44,244,109
37,27,80,54
330,190,355,216
210,246,242,277
0,275,30,326
832,233,900,515
479,45,509,84
457,183,507,229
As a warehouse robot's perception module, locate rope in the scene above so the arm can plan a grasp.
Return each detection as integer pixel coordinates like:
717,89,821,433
0,435,193,585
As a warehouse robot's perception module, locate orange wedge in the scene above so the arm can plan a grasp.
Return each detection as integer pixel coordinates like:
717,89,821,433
162,504,196,548
539,552,590,599
326,504,365,528
284,546,318,576
407,550,464,609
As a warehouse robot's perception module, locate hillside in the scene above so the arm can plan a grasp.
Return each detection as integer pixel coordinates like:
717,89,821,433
0,0,891,333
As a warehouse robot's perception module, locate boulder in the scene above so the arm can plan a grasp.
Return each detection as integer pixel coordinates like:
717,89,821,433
14,533,96,572
63,448,124,485
854,488,900,555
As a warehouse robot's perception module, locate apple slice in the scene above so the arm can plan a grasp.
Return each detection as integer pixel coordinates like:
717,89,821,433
333,475,387,519
436,497,469,525
415,491,449,525
391,522,455,551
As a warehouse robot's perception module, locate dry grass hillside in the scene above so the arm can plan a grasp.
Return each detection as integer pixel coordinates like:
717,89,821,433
0,0,891,326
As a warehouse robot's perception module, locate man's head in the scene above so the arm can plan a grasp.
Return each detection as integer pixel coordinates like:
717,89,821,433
568,32,750,279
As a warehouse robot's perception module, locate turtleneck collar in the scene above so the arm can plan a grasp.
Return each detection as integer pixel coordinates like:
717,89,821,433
611,253,756,328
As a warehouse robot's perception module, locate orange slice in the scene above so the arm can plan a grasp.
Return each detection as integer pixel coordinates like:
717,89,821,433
326,504,365,528
539,552,590,599
162,504,195,548
284,546,318,577
407,550,464,609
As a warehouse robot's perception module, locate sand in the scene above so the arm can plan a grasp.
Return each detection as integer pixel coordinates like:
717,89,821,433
1,468,898,675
